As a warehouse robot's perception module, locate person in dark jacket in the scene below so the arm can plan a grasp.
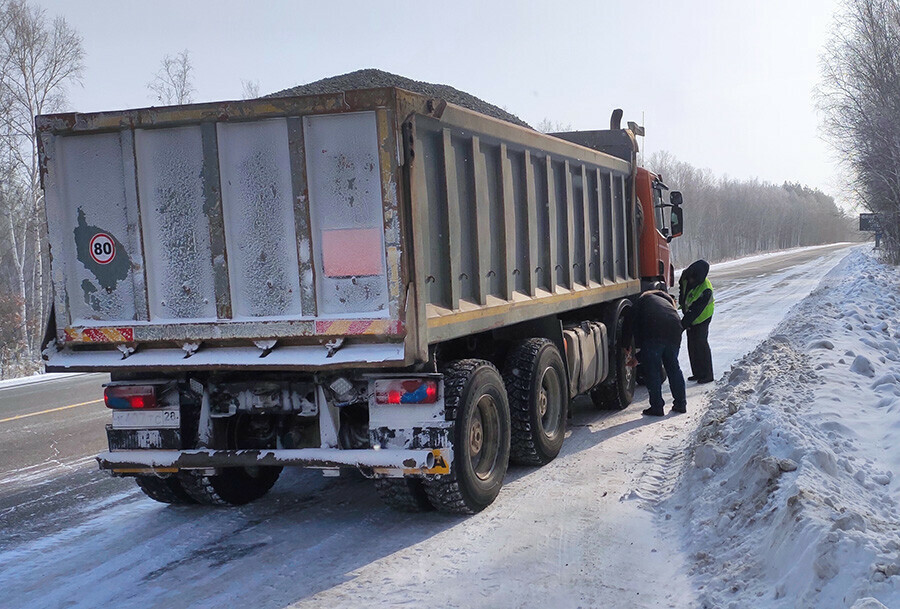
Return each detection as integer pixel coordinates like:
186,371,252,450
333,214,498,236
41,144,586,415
633,290,687,416
678,259,715,384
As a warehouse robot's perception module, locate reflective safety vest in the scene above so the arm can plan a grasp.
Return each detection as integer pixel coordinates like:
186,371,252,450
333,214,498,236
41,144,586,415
684,278,714,325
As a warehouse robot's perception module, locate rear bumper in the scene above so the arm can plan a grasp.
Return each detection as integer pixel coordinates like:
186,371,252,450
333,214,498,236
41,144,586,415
45,342,406,372
97,447,449,475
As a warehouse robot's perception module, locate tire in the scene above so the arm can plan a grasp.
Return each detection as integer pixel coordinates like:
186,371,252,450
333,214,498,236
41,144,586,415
178,466,282,506
374,477,435,512
591,303,636,410
424,359,511,514
134,475,197,505
503,339,568,465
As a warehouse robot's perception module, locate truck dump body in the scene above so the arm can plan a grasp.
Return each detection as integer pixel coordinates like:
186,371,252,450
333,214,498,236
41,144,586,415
38,87,638,372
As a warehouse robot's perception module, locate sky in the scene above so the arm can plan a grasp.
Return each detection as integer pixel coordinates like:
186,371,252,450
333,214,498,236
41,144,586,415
40,0,846,204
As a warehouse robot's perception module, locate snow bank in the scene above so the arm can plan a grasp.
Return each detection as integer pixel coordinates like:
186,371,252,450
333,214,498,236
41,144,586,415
667,249,900,608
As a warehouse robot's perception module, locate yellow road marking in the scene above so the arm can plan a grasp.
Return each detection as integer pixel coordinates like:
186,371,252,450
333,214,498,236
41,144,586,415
0,399,104,424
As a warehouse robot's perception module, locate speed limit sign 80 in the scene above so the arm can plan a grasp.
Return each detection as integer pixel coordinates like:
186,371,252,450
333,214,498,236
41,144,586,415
89,233,115,265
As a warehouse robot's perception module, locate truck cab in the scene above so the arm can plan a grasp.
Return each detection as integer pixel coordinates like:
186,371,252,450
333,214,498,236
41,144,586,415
635,167,684,289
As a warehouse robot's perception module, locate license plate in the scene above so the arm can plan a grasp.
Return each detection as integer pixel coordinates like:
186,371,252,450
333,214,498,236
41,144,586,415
112,409,180,429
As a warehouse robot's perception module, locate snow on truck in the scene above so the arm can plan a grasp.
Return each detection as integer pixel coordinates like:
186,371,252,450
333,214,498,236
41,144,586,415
36,84,684,513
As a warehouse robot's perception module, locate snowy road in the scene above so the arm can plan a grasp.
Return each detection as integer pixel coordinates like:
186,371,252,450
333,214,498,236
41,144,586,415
0,243,856,609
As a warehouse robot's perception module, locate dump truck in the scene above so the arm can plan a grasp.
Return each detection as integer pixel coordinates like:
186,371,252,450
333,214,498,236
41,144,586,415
36,86,684,513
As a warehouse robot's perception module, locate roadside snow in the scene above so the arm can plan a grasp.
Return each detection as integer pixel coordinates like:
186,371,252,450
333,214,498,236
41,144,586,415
666,248,900,608
675,242,857,275
0,372,84,391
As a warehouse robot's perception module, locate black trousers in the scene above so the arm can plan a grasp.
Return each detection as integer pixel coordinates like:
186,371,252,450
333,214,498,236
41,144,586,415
686,319,713,380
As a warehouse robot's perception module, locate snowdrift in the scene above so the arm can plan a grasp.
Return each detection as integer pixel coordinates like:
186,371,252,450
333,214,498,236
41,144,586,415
669,248,900,608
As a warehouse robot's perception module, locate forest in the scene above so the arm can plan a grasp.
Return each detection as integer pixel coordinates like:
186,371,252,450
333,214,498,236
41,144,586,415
648,151,855,267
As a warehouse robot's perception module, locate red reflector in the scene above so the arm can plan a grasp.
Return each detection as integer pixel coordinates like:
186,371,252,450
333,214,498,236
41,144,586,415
104,385,157,409
374,379,440,405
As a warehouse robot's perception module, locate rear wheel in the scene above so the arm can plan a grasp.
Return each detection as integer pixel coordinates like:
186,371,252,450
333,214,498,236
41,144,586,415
178,413,282,506
591,303,635,410
504,339,568,465
374,477,434,512
135,474,197,505
424,360,511,514
179,466,282,506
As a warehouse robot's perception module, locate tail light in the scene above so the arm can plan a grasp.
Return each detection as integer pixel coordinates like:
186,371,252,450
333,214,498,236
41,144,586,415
374,379,439,405
104,385,157,409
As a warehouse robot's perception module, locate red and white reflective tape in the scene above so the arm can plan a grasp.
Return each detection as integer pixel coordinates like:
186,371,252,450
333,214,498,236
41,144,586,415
315,319,404,335
64,327,134,343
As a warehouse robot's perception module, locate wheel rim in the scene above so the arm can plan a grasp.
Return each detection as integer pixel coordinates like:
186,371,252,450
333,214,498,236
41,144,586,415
622,349,635,387
537,365,562,436
469,394,501,480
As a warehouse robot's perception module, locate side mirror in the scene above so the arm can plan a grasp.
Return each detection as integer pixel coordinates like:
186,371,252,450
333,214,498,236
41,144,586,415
670,206,684,238
670,191,683,207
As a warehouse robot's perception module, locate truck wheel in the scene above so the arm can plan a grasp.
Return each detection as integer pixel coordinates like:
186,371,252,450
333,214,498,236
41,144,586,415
424,360,511,514
591,303,635,410
178,466,282,506
374,478,434,512
135,474,197,505
504,339,567,465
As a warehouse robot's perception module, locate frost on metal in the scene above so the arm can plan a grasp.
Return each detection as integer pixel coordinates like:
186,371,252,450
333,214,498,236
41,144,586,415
51,132,136,324
218,119,303,319
135,126,217,322
304,112,389,316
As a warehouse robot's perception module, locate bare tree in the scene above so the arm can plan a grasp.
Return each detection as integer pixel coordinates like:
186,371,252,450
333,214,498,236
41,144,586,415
0,0,83,376
148,49,195,105
240,78,259,99
536,118,572,133
818,0,900,263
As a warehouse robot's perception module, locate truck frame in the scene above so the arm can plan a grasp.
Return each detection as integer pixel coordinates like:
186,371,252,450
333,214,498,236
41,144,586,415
37,86,683,513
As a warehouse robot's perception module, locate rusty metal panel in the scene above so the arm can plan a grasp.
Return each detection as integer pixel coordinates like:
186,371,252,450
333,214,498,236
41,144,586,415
375,108,404,322
442,128,462,310
471,136,490,305
199,123,232,320
118,130,150,322
499,143,516,301
408,100,638,346
287,117,317,317
45,131,139,326
217,118,303,319
304,111,389,317
546,156,559,292
524,150,538,297
39,90,410,362
580,165,592,286
135,126,218,322
613,174,626,279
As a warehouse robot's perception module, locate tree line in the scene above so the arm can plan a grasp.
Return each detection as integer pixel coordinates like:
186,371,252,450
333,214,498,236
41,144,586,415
818,0,900,264
648,151,856,266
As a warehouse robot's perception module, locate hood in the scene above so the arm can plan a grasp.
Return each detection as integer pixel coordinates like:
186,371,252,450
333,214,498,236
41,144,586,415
682,259,710,290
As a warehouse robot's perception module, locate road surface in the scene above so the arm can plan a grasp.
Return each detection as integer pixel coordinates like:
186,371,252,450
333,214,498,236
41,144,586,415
0,242,857,609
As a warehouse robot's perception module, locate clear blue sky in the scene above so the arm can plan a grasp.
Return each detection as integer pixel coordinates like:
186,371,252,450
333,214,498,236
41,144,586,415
41,0,845,204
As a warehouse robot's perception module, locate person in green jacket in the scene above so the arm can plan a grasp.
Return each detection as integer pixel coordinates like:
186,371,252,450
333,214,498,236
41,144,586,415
678,259,714,384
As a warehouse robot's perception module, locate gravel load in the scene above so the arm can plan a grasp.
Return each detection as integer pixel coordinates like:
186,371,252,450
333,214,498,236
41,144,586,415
267,68,531,129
